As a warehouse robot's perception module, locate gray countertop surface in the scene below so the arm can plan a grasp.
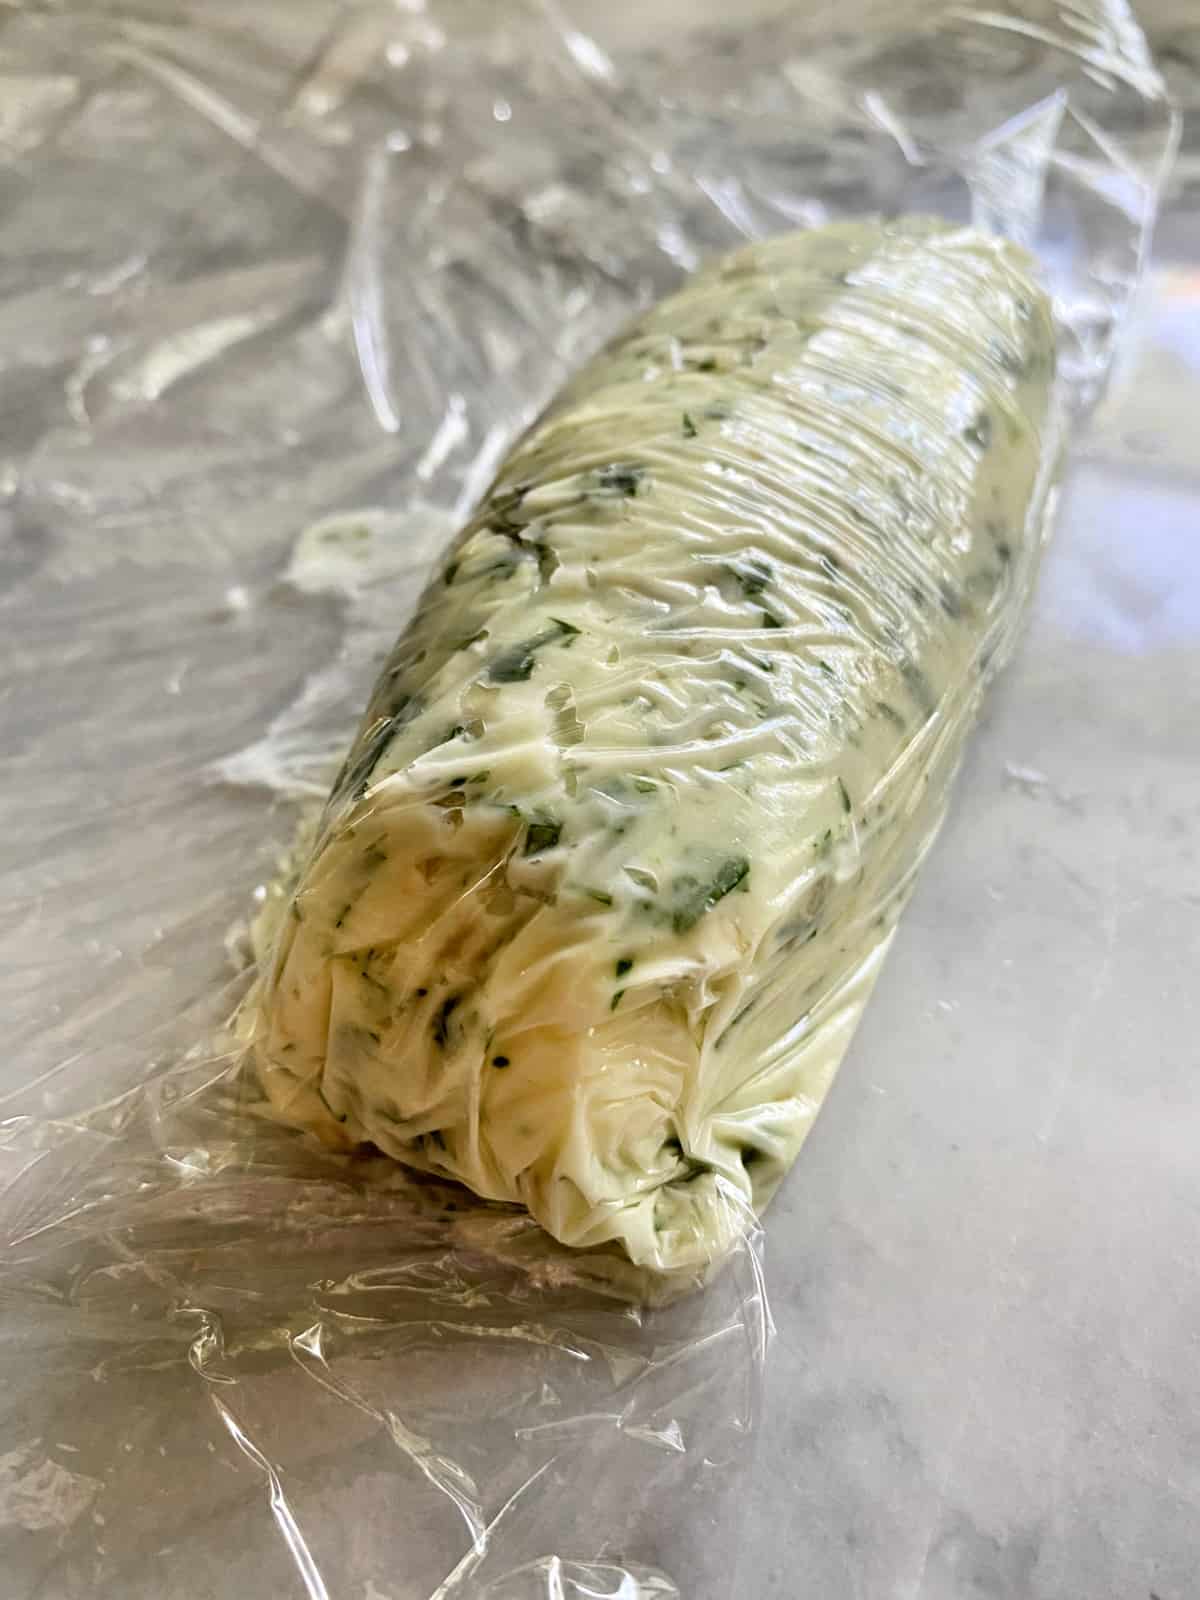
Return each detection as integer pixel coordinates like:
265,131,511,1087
0,4,1196,1596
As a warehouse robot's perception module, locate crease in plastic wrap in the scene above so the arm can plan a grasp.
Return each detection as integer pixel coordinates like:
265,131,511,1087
0,3,1175,1596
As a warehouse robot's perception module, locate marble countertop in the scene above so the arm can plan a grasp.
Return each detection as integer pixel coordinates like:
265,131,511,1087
0,4,1196,1596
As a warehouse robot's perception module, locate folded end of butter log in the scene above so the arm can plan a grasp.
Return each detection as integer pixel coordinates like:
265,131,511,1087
250,219,1058,1287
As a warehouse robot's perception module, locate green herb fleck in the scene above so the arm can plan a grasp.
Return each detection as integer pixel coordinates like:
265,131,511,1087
837,777,851,814
724,557,770,599
616,956,634,978
595,462,645,496
582,887,613,906
672,855,750,934
492,1054,510,1068
524,818,562,856
682,412,697,438
963,412,992,450
611,989,625,1011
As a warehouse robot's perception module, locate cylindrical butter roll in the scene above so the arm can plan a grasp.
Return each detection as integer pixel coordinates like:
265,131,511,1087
253,219,1057,1279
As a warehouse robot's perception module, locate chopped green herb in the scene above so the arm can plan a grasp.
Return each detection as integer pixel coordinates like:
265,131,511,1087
487,618,580,684
492,1054,510,1068
595,462,645,496
901,661,937,718
837,777,851,814
616,957,634,978
682,412,697,438
524,818,562,856
611,989,625,1011
963,412,992,450
582,887,613,906
333,695,419,800
672,855,750,933
724,557,770,599
443,560,459,586
761,609,782,628
532,540,559,584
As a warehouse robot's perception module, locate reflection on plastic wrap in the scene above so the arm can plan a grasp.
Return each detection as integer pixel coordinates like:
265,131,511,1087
0,2,1175,1596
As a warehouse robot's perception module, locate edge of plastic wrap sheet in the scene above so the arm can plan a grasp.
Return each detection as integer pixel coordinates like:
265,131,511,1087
0,3,1176,1596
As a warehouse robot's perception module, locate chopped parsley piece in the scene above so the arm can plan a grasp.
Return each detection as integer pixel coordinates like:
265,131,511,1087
487,618,580,683
595,462,644,496
724,557,770,599
492,1054,510,1068
682,412,697,438
615,956,634,978
524,818,562,856
837,777,852,814
671,855,750,933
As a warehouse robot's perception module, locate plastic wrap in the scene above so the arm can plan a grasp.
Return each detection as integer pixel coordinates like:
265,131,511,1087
248,220,1059,1288
0,3,1176,1596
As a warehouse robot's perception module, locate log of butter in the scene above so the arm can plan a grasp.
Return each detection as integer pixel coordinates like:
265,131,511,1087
252,219,1057,1281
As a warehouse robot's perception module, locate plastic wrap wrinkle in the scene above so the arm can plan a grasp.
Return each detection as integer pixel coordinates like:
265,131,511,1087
0,3,1175,1598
